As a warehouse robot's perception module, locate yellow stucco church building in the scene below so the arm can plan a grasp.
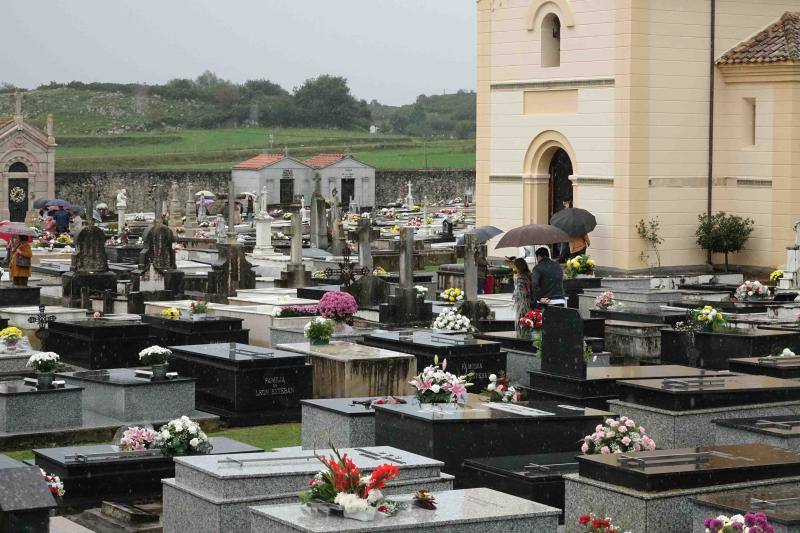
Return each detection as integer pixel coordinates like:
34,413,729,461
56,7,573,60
476,0,800,271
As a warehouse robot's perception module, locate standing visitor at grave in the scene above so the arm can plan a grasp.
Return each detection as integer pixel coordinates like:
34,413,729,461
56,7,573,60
568,232,591,259
475,245,489,294
53,206,70,234
246,195,254,223
512,258,532,336
43,212,56,235
531,247,566,307
10,235,32,287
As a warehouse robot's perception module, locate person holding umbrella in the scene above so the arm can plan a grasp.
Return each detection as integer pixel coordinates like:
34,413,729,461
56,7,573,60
550,207,597,260
9,235,32,287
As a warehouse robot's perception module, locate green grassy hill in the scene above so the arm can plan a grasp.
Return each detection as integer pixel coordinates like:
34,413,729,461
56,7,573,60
0,89,475,170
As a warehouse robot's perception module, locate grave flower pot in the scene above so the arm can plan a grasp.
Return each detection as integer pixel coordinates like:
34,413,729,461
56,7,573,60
189,313,207,321
334,321,353,334
151,363,169,380
310,338,330,346
36,371,54,389
575,273,595,278
343,508,377,522
4,340,17,353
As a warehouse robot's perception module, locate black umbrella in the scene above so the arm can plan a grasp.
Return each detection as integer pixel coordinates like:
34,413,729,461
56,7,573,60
456,225,503,246
550,208,597,237
494,224,571,249
33,198,50,209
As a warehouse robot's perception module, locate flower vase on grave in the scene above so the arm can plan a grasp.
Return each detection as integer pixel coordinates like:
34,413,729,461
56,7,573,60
334,319,353,334
310,338,330,346
4,340,17,353
190,313,207,322
343,508,377,522
575,273,594,278
151,363,169,381
36,371,54,389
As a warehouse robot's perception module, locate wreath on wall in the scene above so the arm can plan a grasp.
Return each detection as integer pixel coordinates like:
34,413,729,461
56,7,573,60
9,187,26,204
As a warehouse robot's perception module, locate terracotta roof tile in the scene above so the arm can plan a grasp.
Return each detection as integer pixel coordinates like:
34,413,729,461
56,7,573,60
717,12,800,65
232,153,285,170
303,153,345,169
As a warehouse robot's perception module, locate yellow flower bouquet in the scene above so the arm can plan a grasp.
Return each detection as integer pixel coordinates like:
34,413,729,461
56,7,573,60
161,307,180,320
565,255,596,278
0,326,23,342
440,287,464,303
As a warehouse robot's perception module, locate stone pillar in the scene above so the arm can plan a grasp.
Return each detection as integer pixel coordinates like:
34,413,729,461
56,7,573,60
463,233,478,301
252,212,278,258
169,182,182,229
227,179,237,244
184,198,197,230
290,210,303,265
357,218,374,271
399,227,414,290
330,202,344,256
116,203,126,236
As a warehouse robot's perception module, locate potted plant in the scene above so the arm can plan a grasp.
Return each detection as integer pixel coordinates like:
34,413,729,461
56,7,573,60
769,269,784,287
704,512,773,533
118,426,157,451
414,285,428,300
138,345,172,380
580,415,656,455
304,317,336,345
565,255,596,278
432,308,473,332
299,445,402,521
161,307,180,320
578,513,627,533
154,416,212,457
0,326,24,353
439,287,464,303
189,297,208,320
318,291,358,332
734,280,770,301
519,309,542,340
409,355,473,406
26,351,60,388
594,291,616,310
40,469,65,499
482,372,518,403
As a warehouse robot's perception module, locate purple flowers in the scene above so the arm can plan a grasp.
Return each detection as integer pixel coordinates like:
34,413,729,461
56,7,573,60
274,305,319,318
319,292,358,320
704,512,774,533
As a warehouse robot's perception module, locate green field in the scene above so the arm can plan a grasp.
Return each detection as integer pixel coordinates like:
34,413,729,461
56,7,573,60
55,128,475,171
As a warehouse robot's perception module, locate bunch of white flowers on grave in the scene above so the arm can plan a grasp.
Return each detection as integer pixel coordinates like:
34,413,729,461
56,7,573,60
409,355,473,404
735,280,769,300
138,346,172,366
154,416,211,457
432,308,473,332
414,286,428,298
26,352,59,373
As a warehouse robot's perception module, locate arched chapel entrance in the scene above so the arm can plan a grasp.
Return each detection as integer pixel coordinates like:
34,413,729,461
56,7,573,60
522,131,576,225
548,148,573,218
7,161,31,222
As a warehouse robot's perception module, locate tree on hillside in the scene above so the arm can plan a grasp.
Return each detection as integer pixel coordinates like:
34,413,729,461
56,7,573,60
244,79,288,98
293,75,370,129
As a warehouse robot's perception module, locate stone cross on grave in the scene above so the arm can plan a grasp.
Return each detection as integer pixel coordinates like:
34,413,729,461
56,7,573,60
27,304,57,343
83,188,98,227
324,245,369,288
150,184,167,225
356,217,375,270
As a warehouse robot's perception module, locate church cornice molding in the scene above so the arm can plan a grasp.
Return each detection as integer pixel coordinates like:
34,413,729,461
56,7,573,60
718,62,800,83
0,123,52,150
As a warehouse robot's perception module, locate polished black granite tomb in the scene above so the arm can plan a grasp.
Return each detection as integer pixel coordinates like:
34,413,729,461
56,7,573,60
617,374,800,411
661,328,800,370
461,451,578,524
361,330,506,388
373,393,611,484
714,415,800,440
0,454,55,532
104,245,144,264
44,319,154,369
691,486,800,527
33,437,262,507
168,343,312,424
563,277,602,309
728,355,800,379
578,443,800,492
58,368,195,387
0,287,40,307
476,330,607,355
527,365,726,410
143,315,249,346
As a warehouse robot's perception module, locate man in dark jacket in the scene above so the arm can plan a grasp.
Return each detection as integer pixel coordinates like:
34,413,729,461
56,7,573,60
52,207,71,234
531,247,566,307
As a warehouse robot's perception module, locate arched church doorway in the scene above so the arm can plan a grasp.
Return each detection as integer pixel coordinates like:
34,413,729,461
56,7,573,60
8,162,30,222
548,148,573,218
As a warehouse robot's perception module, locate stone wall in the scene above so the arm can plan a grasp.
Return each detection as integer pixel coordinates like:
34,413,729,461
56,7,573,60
55,169,475,211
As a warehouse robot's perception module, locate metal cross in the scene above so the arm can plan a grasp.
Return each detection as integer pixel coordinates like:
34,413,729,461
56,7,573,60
28,304,57,342
324,245,369,288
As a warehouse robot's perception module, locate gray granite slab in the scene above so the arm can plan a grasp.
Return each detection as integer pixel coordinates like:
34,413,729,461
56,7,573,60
506,348,540,378
0,382,83,432
271,327,373,347
173,446,445,500
608,398,800,449
162,473,454,533
60,368,196,422
564,473,800,533
249,488,560,532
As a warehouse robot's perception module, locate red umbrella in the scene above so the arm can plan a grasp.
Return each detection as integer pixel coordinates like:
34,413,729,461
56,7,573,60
0,221,36,242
